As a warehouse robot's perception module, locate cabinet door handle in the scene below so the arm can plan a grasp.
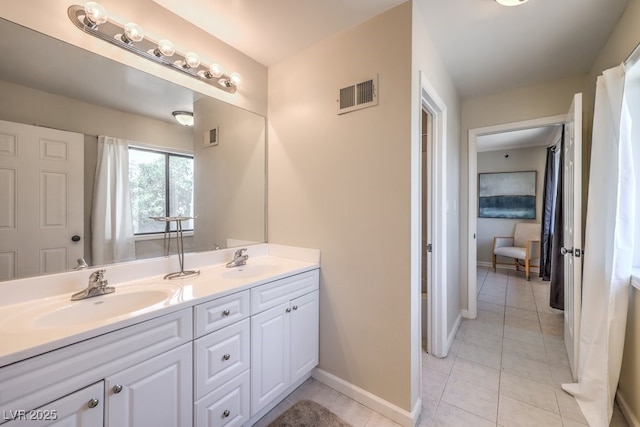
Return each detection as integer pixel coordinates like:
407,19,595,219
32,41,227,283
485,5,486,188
223,409,231,418
286,308,291,313
223,354,231,361
88,398,99,408
292,305,298,311
113,384,123,394
222,309,231,316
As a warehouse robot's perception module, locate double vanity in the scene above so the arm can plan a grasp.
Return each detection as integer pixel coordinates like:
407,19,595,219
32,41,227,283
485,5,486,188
0,244,320,426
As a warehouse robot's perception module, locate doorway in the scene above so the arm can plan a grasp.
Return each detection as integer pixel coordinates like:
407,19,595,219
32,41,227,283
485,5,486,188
421,109,433,347
467,114,567,319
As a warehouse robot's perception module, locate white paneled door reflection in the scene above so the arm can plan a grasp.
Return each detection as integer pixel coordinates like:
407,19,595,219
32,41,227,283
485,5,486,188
0,120,84,280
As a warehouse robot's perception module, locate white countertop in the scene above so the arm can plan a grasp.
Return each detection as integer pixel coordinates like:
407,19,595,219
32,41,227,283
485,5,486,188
0,244,319,367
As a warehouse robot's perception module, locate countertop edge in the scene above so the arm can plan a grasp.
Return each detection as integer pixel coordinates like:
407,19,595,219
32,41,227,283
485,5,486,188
0,258,319,368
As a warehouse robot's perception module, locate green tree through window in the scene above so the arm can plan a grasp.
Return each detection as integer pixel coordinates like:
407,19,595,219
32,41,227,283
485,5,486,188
129,147,194,234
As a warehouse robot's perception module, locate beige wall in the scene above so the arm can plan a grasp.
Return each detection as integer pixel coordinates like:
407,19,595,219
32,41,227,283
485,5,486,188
0,80,193,150
0,0,267,116
459,74,590,310
589,0,640,421
476,146,547,264
268,3,414,411
193,97,266,251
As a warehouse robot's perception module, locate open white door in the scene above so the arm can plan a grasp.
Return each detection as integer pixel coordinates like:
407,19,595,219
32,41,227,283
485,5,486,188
562,93,583,381
0,120,84,280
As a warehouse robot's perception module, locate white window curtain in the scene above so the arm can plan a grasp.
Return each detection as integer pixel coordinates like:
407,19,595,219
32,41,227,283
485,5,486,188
91,136,135,265
562,65,635,426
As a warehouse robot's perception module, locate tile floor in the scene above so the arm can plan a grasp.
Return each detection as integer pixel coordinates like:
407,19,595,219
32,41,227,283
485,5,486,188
254,267,630,427
419,267,629,427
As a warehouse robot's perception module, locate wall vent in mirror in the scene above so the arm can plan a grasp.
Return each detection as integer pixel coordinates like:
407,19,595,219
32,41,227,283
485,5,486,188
68,3,242,93
337,74,378,115
204,127,219,147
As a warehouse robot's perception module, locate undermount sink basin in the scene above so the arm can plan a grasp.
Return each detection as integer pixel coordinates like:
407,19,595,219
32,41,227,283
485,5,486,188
4,283,181,332
221,263,280,279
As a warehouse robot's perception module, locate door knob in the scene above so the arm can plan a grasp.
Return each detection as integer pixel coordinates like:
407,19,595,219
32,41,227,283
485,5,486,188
113,384,123,394
88,398,99,408
71,235,81,242
560,247,574,256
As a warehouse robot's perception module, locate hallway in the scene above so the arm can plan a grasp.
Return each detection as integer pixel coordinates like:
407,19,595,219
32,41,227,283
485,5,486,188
419,267,629,426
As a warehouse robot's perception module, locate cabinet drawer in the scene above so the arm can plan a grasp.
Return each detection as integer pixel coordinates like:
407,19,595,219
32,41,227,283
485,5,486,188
194,318,250,399
194,370,250,427
194,291,250,338
251,269,319,314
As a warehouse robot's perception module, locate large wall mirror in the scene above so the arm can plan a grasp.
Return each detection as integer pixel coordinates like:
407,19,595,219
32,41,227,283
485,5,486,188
0,18,266,281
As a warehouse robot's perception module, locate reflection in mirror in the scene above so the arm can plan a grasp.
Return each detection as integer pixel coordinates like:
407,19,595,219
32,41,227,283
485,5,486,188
0,18,266,281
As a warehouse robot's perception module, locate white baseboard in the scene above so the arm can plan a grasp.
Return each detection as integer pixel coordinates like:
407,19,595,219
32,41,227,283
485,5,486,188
616,390,639,427
312,368,417,427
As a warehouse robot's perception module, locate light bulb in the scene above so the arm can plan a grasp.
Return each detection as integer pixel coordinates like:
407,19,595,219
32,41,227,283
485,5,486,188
84,2,107,27
183,52,201,69
156,39,175,57
122,22,144,43
230,72,242,86
208,63,223,78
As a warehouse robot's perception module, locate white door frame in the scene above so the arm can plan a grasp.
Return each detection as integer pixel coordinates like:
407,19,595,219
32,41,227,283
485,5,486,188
466,114,566,318
417,71,447,357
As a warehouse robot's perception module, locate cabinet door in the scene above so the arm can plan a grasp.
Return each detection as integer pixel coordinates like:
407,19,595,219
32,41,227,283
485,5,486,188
290,291,319,383
250,301,290,416
3,382,104,427
105,344,192,427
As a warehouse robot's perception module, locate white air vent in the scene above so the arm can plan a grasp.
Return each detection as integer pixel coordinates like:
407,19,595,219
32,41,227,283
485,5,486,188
337,75,378,115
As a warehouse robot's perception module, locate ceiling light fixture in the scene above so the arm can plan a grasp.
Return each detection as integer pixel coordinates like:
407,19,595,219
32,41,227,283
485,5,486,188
172,111,194,126
68,2,242,93
495,0,529,6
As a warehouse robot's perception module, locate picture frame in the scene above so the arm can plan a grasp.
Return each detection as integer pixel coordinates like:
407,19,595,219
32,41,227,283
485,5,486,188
478,171,536,219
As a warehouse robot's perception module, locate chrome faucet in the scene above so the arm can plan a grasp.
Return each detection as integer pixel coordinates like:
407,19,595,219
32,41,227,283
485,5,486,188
226,248,248,268
71,269,115,301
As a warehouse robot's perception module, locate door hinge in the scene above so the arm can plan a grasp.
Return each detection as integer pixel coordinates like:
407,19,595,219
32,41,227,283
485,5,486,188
427,243,433,253
575,248,582,258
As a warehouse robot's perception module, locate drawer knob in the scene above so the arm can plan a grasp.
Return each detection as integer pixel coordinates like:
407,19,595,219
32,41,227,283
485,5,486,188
88,398,99,409
113,384,123,394
223,410,231,418
223,354,231,361
292,305,298,311
222,309,231,316
286,308,291,313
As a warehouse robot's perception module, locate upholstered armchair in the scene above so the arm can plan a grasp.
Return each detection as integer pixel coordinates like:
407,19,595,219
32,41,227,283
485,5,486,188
492,223,541,280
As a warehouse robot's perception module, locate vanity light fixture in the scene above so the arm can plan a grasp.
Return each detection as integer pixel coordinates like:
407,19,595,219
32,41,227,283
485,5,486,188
68,2,242,93
172,111,194,127
495,0,529,6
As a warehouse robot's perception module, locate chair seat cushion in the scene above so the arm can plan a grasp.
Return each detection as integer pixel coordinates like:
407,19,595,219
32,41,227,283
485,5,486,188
494,246,526,259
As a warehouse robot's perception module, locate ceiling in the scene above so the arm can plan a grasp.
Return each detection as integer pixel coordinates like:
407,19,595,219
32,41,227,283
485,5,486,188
152,0,630,99
477,125,561,152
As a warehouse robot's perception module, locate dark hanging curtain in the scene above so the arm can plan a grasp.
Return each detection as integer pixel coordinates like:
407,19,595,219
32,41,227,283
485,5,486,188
549,138,565,310
540,146,557,280
539,126,565,309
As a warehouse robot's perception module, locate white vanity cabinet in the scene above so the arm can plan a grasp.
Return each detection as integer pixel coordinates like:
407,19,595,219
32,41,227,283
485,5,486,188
0,309,192,427
193,291,251,426
250,270,319,417
105,343,192,427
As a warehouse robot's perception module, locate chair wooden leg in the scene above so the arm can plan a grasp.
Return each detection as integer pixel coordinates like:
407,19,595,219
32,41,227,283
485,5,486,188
514,259,519,271
493,254,496,272
525,258,530,281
